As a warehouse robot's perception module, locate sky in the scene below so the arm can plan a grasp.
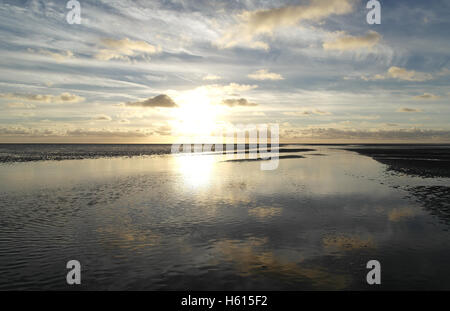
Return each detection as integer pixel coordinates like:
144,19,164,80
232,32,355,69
0,0,449,143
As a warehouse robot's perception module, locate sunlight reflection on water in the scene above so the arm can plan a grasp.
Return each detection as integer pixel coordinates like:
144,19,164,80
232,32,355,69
1,146,450,290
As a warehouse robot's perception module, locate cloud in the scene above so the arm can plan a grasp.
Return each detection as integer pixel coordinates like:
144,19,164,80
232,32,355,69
217,0,356,49
126,94,177,108
66,129,149,137
282,128,450,141
283,109,331,116
0,127,58,136
6,102,36,109
198,83,258,96
219,83,258,93
359,74,387,81
221,98,258,107
387,67,433,82
412,93,440,100
95,38,161,61
59,93,84,103
0,92,84,103
323,30,381,51
0,127,150,138
248,69,284,81
0,127,32,135
361,67,434,82
155,125,172,136
397,107,422,113
437,68,450,77
94,114,112,121
203,74,222,81
28,48,74,61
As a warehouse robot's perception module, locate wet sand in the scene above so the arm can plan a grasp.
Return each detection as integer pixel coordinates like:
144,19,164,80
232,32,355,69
343,146,450,178
344,145,450,228
2,145,450,290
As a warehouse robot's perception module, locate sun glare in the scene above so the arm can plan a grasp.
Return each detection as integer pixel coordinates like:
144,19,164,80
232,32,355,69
174,154,216,188
170,88,225,138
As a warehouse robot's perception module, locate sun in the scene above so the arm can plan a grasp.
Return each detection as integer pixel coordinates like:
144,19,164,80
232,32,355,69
170,88,225,138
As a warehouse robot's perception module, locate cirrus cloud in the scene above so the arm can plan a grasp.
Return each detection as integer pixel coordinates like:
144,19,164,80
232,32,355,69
95,38,161,61
28,48,74,61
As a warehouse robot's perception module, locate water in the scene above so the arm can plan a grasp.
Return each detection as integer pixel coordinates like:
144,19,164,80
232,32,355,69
1,145,450,290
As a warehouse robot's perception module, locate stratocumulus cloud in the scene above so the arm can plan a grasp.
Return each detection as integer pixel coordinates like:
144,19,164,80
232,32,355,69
283,109,331,116
0,0,449,143
126,95,178,108
221,98,258,107
282,128,450,141
361,67,434,82
0,93,84,103
217,0,357,49
96,38,161,61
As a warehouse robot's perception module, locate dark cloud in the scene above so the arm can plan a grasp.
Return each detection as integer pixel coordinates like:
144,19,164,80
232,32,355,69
126,94,177,108
221,98,257,107
93,115,112,121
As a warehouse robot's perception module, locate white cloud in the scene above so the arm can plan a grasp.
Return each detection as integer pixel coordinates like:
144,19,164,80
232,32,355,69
95,38,161,61
323,31,381,51
28,48,74,61
412,93,440,100
388,67,433,82
202,74,222,81
217,0,357,49
361,67,434,82
7,102,36,109
248,69,284,81
0,92,85,103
